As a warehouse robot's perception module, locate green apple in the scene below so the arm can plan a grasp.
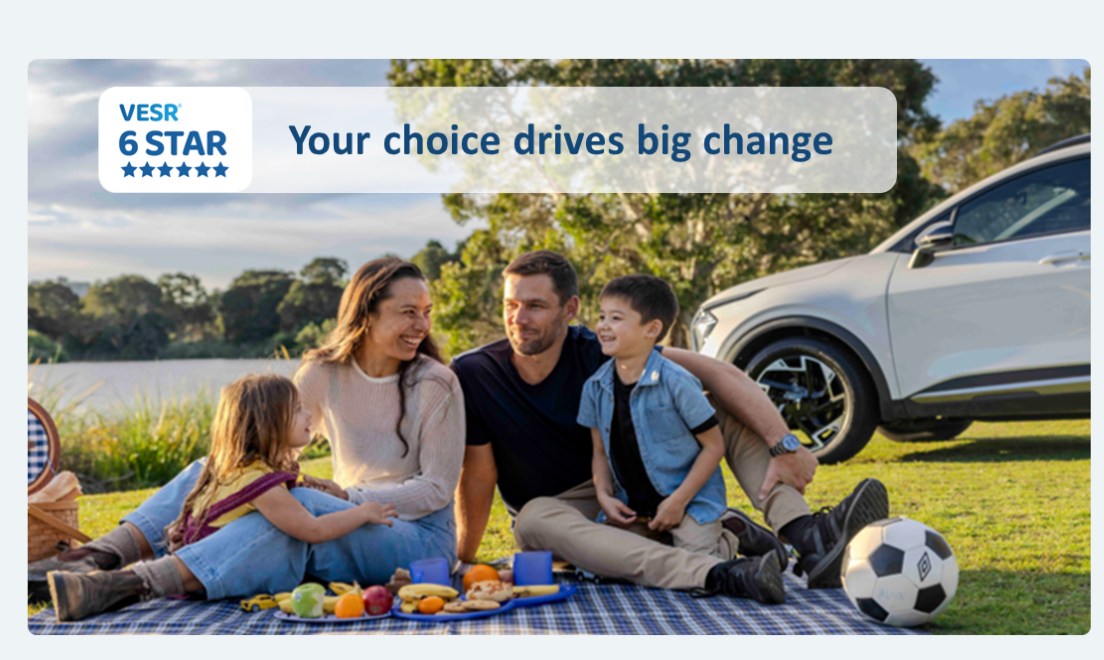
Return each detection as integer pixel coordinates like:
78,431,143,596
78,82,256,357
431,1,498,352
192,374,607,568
291,583,326,618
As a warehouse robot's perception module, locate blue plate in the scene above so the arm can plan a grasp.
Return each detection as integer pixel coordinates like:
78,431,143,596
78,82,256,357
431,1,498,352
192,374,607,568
512,584,578,607
391,598,516,622
274,610,391,624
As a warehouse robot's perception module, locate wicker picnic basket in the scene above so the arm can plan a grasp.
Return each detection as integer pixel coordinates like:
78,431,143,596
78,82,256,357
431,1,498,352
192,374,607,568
28,398,91,562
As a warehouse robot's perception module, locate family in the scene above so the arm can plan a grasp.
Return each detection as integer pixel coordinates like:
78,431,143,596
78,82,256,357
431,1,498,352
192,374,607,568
29,251,889,621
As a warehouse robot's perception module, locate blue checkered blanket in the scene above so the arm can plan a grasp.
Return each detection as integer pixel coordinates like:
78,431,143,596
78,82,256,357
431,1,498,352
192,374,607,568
29,572,924,635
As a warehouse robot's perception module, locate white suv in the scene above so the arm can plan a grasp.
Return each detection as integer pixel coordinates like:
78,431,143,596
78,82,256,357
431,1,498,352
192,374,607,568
692,136,1090,463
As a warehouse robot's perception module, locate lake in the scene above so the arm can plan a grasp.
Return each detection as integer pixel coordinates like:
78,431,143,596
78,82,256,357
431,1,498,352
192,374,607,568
27,359,301,410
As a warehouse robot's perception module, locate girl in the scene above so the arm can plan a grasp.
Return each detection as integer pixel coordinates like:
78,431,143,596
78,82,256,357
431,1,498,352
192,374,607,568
47,374,397,622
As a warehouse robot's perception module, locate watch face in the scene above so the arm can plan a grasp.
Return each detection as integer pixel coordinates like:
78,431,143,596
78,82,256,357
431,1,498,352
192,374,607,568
783,434,802,451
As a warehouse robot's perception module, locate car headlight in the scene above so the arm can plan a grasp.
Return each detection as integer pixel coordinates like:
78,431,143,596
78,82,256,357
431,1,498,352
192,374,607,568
691,309,718,352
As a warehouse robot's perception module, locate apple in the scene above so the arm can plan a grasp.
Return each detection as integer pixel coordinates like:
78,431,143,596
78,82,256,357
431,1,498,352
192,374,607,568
291,583,326,618
363,585,393,615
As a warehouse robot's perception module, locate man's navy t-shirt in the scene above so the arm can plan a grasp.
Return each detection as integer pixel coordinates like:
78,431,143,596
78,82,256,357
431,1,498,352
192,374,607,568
450,325,608,513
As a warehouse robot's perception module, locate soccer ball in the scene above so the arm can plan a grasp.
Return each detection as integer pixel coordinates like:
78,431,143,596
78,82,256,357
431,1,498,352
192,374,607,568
841,517,958,627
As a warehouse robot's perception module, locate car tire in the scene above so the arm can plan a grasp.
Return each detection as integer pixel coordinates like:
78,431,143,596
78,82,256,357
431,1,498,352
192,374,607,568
745,336,880,465
877,418,973,443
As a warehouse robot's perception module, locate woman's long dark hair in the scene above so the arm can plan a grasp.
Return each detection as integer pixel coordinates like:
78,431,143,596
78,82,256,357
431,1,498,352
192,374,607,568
300,258,443,457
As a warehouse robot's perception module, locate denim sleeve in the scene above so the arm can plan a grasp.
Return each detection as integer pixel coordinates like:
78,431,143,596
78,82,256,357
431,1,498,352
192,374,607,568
576,381,599,429
669,373,718,431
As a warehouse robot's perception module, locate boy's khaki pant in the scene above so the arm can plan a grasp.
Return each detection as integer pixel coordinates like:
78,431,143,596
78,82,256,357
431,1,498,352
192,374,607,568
512,397,811,591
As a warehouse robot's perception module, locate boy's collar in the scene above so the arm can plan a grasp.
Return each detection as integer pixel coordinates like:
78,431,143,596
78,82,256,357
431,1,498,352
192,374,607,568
599,348,664,391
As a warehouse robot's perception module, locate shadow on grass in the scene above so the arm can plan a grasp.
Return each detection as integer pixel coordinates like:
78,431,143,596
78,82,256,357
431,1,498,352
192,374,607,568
898,436,1090,463
926,568,1090,635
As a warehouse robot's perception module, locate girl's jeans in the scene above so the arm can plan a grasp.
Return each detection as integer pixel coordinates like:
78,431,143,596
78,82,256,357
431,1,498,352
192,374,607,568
122,460,457,599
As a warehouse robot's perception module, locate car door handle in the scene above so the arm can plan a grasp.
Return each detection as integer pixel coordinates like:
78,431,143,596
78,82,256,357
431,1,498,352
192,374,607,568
1039,252,1090,265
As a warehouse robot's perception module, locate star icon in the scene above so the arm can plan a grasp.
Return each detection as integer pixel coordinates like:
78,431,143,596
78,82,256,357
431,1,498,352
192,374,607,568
213,162,229,177
176,162,192,177
195,162,210,177
121,162,137,177
157,162,174,177
140,162,155,177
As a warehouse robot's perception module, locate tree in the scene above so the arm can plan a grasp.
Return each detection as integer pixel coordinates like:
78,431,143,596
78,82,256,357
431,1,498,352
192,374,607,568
158,273,215,341
389,59,947,352
28,280,84,340
220,270,296,343
914,67,1091,193
276,258,347,333
411,239,460,281
80,275,174,358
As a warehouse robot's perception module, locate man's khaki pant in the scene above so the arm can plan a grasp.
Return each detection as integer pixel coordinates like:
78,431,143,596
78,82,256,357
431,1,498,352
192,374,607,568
512,397,811,591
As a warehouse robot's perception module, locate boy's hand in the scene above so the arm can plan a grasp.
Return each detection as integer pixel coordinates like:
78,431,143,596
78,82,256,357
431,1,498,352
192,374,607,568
649,496,688,532
301,475,349,500
597,493,637,528
358,501,398,527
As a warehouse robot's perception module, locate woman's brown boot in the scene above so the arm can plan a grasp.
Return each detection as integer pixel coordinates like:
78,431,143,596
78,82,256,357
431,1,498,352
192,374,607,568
47,570,147,622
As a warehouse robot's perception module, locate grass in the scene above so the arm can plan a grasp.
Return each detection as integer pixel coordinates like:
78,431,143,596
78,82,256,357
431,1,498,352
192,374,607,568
30,419,1090,634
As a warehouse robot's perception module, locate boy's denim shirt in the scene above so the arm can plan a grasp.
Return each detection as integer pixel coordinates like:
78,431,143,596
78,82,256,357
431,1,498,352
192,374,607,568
577,348,727,525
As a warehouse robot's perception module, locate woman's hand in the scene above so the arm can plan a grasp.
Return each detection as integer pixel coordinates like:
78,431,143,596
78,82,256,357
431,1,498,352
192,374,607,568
301,475,349,500
358,501,398,527
597,492,637,528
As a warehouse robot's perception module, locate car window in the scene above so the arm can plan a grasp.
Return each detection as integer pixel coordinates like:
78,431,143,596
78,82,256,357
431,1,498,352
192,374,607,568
953,158,1090,246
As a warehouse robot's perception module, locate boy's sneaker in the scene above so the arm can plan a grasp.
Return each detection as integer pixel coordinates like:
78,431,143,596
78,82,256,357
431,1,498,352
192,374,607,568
722,508,790,571
698,553,786,605
791,478,889,589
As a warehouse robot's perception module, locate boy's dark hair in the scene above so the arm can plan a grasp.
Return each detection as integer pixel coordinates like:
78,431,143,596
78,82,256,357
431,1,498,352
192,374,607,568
503,250,579,305
600,274,679,343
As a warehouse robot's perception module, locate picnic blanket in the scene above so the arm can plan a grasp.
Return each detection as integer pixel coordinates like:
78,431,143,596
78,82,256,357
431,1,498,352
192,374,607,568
29,571,924,635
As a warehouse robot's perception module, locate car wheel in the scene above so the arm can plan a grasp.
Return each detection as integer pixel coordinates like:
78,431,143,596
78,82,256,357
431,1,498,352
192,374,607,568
877,418,973,443
745,336,879,464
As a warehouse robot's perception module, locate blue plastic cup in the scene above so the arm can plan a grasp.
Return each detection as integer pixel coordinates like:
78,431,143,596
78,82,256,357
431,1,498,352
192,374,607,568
513,551,553,586
410,557,451,585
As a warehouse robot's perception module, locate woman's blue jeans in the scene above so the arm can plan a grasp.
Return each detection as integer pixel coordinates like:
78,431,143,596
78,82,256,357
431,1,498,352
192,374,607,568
122,460,457,599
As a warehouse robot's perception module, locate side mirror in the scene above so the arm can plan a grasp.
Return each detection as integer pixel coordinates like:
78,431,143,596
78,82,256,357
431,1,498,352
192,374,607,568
909,222,954,269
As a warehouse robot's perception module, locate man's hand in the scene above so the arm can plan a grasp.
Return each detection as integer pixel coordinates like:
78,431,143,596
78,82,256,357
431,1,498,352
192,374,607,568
597,493,637,528
758,446,818,501
301,474,349,501
649,496,688,533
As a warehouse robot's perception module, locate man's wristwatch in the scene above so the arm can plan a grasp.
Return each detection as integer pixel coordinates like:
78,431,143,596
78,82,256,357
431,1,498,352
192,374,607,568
769,433,803,457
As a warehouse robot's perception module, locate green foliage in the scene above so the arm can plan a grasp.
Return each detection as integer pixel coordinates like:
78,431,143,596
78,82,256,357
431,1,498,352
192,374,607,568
295,318,337,351
915,67,1091,193
219,269,296,343
158,273,216,341
390,59,947,349
28,279,84,340
277,259,347,333
28,329,65,363
411,239,461,281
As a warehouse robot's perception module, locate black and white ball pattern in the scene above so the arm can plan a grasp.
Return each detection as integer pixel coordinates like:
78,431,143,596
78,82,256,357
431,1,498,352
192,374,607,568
841,517,958,627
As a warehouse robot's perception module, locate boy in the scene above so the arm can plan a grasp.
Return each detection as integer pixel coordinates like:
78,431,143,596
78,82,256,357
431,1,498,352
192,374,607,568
577,274,785,604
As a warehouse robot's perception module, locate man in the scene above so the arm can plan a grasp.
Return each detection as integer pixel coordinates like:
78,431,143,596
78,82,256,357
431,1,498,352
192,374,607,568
451,251,888,596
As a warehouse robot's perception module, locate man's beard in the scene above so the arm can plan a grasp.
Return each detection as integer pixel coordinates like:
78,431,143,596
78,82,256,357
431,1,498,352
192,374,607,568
508,313,565,356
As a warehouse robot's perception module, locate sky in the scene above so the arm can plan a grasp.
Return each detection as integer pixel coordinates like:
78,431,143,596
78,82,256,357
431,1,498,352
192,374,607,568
27,59,1089,291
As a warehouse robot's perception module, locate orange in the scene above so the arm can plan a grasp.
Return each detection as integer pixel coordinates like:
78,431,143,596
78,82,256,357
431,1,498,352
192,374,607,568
463,564,500,591
418,596,445,614
334,592,365,618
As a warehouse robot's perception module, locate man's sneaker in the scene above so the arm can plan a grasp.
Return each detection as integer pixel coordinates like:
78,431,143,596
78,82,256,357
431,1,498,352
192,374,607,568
722,508,790,571
48,570,147,622
792,478,889,589
699,553,786,605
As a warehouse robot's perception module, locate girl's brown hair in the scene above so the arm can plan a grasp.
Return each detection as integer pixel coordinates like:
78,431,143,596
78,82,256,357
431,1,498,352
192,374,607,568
301,257,443,457
166,374,300,544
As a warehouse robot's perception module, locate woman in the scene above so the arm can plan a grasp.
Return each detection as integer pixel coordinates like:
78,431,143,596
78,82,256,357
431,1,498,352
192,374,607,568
31,259,465,615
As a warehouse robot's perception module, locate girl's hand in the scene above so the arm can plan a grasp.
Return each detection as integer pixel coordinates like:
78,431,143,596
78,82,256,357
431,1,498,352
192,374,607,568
301,475,349,500
648,496,687,533
597,493,636,528
358,501,398,527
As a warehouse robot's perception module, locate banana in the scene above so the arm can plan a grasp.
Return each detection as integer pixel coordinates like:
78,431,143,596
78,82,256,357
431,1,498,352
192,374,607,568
279,599,295,614
329,581,363,597
398,584,458,602
513,585,560,598
274,592,292,603
400,601,419,614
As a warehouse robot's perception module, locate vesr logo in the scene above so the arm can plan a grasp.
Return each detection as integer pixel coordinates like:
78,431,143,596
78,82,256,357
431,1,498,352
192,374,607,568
100,88,252,193
119,103,180,121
